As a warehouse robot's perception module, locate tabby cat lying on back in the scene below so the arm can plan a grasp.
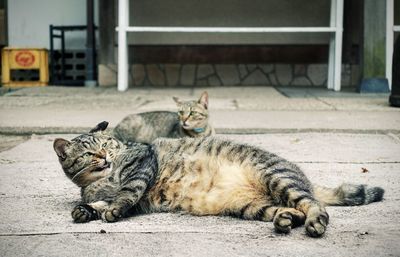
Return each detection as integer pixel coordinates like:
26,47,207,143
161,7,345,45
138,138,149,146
53,122,384,238
112,91,214,144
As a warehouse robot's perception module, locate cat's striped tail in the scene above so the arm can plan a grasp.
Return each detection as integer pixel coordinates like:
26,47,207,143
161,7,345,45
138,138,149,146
313,183,385,206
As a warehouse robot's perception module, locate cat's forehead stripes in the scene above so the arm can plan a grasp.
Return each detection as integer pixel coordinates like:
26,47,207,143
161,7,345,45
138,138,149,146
71,134,104,148
179,101,198,109
179,101,207,113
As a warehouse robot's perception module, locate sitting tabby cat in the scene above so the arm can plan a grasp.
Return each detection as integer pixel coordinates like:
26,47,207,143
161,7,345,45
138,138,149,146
53,122,384,238
112,91,214,144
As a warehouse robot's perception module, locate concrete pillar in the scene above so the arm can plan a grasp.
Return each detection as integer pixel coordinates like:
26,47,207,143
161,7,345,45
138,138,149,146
98,0,117,86
359,0,390,92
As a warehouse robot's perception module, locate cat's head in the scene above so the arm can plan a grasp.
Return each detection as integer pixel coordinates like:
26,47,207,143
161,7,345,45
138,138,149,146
172,91,210,132
53,121,122,187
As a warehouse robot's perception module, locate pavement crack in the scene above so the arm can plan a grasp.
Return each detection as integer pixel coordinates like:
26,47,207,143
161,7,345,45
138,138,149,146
295,161,400,164
386,133,400,144
0,230,266,237
232,99,239,110
315,97,338,110
135,99,152,109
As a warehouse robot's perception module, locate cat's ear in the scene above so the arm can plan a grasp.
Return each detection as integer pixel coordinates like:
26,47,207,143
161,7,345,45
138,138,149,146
89,121,109,133
53,138,70,160
198,91,208,109
172,96,182,106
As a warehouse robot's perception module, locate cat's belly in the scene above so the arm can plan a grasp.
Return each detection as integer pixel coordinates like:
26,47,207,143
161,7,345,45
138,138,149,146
147,154,269,215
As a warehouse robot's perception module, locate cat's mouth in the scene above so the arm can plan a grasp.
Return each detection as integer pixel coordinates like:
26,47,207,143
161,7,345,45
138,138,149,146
181,122,194,129
93,162,111,172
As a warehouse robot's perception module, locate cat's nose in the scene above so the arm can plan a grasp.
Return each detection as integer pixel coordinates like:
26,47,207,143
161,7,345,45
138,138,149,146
183,117,190,125
97,149,107,158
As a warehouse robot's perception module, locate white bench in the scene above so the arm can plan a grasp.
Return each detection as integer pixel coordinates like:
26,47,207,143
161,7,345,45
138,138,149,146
116,0,344,92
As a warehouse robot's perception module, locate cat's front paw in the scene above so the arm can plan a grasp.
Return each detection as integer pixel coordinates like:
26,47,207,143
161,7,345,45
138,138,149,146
102,207,122,223
305,209,329,237
72,204,99,223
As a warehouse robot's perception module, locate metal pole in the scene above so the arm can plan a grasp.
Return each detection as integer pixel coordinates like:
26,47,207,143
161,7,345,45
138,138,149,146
85,0,97,87
386,0,394,90
49,25,55,84
327,0,337,90
61,29,66,81
333,0,344,91
118,0,129,91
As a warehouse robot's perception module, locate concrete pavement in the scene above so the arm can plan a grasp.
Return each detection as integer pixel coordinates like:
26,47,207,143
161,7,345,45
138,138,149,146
0,86,399,257
0,86,399,134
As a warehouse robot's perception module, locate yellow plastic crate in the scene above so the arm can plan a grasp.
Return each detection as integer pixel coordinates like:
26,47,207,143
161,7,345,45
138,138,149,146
1,47,49,87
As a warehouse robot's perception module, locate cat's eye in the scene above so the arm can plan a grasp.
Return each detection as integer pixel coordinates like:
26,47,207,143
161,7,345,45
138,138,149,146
77,153,90,162
83,152,92,157
102,142,107,147
178,110,184,115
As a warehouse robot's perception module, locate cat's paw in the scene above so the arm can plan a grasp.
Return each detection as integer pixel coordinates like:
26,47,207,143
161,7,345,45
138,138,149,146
305,209,329,237
102,207,122,223
71,204,99,223
273,209,305,233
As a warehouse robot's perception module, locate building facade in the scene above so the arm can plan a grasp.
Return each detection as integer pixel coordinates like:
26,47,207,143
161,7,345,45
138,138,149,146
2,0,399,89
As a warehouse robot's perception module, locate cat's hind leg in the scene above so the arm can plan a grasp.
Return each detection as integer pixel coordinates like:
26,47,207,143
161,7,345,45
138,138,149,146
296,199,329,237
238,203,305,234
272,207,306,233
265,168,329,237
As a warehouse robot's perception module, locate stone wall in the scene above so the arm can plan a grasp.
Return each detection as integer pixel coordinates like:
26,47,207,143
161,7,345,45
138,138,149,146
99,63,359,87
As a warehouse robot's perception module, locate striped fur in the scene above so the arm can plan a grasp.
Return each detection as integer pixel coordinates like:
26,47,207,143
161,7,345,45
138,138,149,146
54,124,384,238
112,91,214,144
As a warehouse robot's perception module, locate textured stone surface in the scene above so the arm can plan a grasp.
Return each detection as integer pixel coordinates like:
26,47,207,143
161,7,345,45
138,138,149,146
216,65,241,85
242,68,269,85
146,64,165,86
308,64,328,86
118,63,360,87
206,75,221,86
259,64,275,74
180,65,196,86
98,64,117,86
276,64,293,85
197,64,215,78
238,64,248,79
132,64,146,86
165,64,180,86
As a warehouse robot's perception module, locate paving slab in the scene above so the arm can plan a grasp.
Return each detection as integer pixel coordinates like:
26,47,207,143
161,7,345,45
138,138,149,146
0,133,399,257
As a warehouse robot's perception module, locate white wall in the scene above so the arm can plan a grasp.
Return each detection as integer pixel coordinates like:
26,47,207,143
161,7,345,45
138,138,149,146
8,0,98,49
